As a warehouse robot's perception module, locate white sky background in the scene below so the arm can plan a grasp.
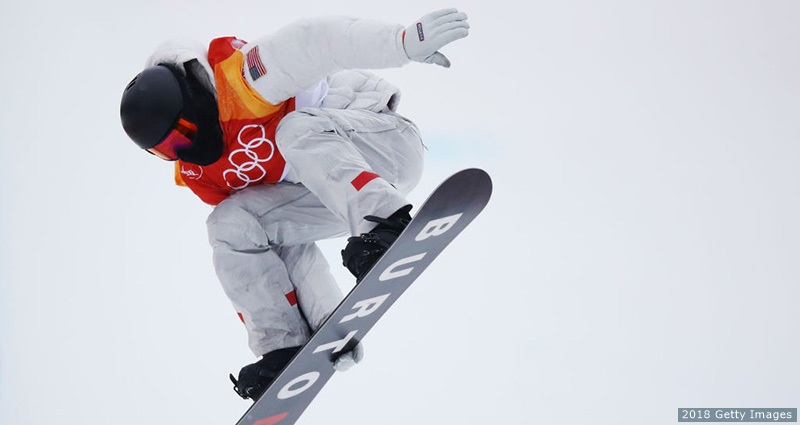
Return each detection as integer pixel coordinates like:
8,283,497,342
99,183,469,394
1,1,799,424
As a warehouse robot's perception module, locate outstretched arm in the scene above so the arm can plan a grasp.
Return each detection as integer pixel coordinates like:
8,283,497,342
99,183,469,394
245,8,469,104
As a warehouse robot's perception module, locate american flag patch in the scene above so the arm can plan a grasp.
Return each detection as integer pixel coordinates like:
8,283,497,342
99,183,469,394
246,46,267,81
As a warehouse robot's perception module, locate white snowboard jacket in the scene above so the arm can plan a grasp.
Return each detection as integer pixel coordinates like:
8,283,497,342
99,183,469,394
145,16,411,114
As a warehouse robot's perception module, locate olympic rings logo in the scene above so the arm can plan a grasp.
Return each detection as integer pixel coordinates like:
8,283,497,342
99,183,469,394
223,124,276,190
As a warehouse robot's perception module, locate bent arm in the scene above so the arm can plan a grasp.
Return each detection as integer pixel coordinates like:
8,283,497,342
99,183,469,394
244,16,410,104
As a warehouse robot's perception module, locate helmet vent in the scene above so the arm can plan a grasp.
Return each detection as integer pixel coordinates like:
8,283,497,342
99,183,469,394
125,76,138,91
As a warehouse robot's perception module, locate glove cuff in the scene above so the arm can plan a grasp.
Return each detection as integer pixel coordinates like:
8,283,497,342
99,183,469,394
396,26,413,63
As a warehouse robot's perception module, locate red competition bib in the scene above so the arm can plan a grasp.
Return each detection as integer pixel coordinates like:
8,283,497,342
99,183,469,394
175,37,295,205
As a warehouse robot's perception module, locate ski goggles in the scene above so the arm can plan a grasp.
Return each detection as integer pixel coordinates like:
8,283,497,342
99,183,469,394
147,117,198,161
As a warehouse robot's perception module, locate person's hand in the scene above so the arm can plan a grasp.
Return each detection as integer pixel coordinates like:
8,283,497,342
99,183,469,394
333,342,364,371
403,8,470,68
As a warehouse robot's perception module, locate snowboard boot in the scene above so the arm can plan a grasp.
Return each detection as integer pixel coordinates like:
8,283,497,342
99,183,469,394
230,346,301,401
341,205,412,282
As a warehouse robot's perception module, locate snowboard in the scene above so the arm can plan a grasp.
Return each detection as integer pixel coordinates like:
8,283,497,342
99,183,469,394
235,168,493,425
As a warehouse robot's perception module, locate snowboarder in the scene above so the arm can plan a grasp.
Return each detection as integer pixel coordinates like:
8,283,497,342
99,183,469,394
119,8,469,401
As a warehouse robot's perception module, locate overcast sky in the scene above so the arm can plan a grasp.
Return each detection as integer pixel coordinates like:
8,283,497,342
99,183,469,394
1,1,799,424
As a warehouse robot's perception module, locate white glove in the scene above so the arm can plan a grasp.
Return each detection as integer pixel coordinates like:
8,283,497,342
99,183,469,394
402,8,470,68
333,343,364,372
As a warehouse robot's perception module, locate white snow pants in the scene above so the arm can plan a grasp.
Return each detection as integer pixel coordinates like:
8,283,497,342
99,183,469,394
207,108,424,356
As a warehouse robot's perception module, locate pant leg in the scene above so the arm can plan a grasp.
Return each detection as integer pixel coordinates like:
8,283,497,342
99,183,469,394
276,108,425,235
207,183,347,356
220,182,349,246
274,243,343,331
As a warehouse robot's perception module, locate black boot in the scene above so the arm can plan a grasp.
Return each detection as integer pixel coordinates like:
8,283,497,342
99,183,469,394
229,346,300,400
341,205,412,282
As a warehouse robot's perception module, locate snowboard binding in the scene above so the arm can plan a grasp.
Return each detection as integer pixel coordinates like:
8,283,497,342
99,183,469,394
341,205,412,282
230,346,301,401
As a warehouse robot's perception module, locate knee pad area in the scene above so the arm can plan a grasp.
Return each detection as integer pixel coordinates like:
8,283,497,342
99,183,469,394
207,202,270,252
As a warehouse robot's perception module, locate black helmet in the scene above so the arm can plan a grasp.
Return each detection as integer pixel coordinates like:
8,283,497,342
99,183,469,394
120,65,184,150
120,62,223,165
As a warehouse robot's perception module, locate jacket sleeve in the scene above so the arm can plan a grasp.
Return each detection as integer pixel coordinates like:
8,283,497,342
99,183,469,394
322,69,402,112
243,16,411,104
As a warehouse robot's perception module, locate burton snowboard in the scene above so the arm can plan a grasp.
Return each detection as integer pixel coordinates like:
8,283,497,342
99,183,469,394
236,168,493,425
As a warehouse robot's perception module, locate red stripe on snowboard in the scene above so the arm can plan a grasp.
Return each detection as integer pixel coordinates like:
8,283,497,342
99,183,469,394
254,412,288,425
